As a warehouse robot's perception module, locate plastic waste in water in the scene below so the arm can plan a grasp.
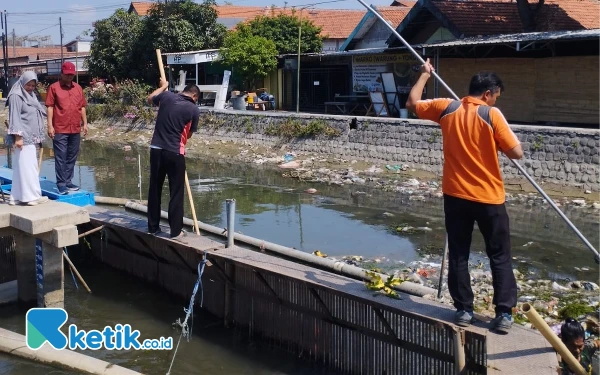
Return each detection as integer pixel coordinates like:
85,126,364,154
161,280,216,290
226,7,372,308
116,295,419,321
284,153,294,162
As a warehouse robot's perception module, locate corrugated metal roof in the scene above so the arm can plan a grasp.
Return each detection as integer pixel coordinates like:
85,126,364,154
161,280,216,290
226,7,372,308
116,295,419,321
415,28,600,47
281,28,600,58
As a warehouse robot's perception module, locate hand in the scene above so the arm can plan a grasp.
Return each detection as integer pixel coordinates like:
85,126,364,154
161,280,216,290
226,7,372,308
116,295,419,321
159,78,168,89
82,123,88,137
421,58,435,75
48,125,55,139
14,138,23,149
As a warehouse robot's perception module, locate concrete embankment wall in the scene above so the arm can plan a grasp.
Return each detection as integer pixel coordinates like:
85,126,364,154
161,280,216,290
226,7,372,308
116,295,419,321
85,105,600,192
193,109,600,192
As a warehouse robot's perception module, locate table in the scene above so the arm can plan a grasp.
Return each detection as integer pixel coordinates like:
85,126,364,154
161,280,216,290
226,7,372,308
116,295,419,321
324,95,370,115
247,100,274,111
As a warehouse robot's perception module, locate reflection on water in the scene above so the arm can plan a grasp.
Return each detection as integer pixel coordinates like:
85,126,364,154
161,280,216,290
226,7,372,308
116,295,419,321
0,263,336,375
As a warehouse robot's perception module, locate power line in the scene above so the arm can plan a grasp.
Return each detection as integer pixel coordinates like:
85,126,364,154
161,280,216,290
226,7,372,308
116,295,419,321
209,0,352,18
21,23,58,39
8,2,130,16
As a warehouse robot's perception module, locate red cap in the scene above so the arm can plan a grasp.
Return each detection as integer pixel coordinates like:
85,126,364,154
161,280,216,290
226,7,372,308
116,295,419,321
61,62,76,75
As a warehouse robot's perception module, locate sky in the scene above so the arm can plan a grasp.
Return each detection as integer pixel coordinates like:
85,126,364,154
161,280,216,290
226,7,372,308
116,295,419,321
2,0,393,46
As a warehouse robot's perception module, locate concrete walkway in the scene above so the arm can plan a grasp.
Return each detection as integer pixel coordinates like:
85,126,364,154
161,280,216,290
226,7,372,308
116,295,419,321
0,200,90,307
0,327,142,375
87,207,559,374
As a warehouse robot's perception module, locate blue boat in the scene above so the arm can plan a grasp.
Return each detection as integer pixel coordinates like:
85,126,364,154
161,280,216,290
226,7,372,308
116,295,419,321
0,166,95,207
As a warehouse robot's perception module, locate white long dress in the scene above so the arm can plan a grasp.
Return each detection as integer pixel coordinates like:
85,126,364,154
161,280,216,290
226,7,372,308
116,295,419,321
11,144,42,203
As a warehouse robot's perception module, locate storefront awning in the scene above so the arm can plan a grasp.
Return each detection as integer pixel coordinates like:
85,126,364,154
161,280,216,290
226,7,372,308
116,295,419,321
162,49,220,64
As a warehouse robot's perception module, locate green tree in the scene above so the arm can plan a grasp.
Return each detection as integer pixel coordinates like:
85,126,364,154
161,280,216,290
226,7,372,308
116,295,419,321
219,30,278,91
87,9,142,80
88,0,226,83
241,13,323,55
143,0,226,52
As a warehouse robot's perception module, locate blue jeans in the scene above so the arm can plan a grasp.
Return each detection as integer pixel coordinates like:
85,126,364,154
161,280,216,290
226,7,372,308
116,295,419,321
53,133,80,188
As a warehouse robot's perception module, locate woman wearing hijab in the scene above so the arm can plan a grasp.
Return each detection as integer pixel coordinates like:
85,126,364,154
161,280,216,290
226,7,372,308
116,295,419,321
7,71,48,206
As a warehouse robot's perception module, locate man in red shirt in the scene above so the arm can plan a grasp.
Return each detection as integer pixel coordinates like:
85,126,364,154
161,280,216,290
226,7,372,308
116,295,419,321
45,62,88,195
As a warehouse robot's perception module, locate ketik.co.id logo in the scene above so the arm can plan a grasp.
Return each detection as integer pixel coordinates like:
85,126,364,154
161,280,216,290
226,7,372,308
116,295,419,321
26,308,172,350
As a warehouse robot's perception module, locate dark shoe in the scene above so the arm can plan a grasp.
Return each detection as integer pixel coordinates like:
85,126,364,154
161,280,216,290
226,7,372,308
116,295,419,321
147,228,161,235
57,186,69,195
66,183,80,191
490,313,513,334
455,310,474,327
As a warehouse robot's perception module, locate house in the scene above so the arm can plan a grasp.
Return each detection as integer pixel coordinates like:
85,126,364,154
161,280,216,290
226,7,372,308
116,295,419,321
64,39,91,53
126,2,365,52
340,3,415,51
388,0,600,45
382,0,600,125
128,1,154,16
0,46,83,80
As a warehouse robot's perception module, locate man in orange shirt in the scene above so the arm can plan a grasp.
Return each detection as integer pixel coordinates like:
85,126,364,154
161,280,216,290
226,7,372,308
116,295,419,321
406,59,523,334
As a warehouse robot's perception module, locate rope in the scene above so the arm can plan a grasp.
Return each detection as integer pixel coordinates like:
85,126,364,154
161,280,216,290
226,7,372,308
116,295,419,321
166,253,208,375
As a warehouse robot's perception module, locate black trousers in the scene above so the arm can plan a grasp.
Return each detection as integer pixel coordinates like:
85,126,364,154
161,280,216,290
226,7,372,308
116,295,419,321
53,133,80,188
444,194,517,315
147,148,185,237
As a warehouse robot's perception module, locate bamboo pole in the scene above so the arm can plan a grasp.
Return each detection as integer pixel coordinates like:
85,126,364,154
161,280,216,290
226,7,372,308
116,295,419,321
38,145,43,172
522,303,586,375
78,225,104,238
62,251,92,294
155,48,200,235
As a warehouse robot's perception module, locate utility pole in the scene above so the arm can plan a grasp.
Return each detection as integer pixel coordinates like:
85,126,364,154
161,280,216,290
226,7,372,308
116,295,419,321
1,10,6,93
3,11,8,82
12,28,15,58
59,17,63,64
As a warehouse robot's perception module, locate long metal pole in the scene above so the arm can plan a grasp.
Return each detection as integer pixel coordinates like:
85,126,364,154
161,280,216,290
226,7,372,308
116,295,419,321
138,153,142,201
437,235,448,299
226,199,236,248
3,11,8,87
356,0,599,262
59,17,63,64
1,12,6,92
296,10,303,113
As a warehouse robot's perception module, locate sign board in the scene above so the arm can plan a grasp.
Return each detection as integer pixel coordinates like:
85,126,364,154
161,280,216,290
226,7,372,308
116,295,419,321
369,91,389,117
167,50,219,65
213,70,231,110
352,53,420,93
46,58,87,76
35,239,44,307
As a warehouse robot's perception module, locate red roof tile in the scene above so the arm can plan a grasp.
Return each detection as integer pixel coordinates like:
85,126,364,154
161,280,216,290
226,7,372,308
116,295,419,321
391,0,418,6
301,9,367,39
129,2,365,39
375,6,413,27
217,6,366,39
431,0,599,36
0,47,66,60
129,1,155,16
216,5,266,19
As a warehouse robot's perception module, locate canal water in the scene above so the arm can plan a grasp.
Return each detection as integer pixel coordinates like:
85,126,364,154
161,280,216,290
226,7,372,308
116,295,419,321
0,140,598,374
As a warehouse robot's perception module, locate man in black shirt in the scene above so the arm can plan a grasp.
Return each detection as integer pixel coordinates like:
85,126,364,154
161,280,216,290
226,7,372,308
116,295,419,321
146,78,200,238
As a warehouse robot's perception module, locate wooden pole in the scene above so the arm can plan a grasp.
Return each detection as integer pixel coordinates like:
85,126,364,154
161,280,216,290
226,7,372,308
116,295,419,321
78,225,104,238
155,49,200,235
62,251,92,293
38,145,43,172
